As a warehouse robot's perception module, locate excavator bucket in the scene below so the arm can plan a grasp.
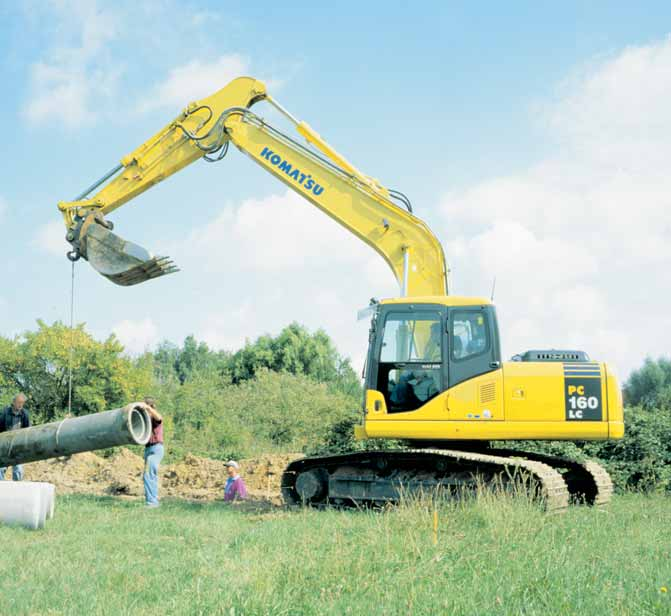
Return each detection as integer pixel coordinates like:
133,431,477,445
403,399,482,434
79,222,179,286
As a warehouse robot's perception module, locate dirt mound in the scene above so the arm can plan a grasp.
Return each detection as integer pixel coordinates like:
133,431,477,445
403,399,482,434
23,450,303,503
24,452,107,494
95,448,145,496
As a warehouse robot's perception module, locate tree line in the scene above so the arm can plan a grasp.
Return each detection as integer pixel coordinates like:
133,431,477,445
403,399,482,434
0,321,362,461
0,321,669,492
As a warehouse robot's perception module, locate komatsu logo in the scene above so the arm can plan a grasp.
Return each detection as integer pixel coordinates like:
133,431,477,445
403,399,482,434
260,147,325,196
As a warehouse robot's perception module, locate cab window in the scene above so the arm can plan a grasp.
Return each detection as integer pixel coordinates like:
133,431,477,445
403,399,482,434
377,312,443,413
451,311,489,360
380,313,442,362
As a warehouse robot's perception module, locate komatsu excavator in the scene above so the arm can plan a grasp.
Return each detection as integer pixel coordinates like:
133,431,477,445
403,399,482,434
57,77,623,512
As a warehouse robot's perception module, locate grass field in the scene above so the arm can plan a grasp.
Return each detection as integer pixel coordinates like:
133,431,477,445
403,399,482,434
0,492,669,616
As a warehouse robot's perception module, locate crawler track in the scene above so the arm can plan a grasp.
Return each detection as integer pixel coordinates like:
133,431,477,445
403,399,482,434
281,449,572,513
488,448,613,506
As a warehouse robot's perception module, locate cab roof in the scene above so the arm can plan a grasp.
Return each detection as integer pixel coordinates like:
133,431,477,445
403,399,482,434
380,295,492,307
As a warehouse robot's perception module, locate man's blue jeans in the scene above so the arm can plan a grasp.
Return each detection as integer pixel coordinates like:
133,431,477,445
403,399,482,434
0,465,24,481
143,444,164,505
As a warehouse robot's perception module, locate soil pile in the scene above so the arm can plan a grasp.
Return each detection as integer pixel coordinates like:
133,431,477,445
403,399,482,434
23,450,303,503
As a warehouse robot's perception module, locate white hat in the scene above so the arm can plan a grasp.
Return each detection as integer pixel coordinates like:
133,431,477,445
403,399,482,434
225,460,239,469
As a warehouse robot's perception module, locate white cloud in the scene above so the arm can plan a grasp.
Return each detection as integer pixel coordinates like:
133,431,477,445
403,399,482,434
138,54,251,112
177,190,381,274
33,219,67,256
22,1,121,127
112,318,159,355
441,37,671,376
163,189,399,370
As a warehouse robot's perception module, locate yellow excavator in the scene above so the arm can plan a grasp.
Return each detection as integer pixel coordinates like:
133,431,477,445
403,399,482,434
58,77,623,511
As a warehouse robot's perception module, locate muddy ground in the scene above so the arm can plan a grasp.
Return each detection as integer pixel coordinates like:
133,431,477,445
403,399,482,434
21,450,303,505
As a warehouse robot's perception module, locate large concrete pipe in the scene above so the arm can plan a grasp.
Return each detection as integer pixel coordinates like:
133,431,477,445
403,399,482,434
0,482,51,530
0,405,151,467
32,482,56,520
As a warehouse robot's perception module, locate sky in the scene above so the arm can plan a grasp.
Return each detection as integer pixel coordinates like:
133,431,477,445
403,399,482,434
1,0,670,379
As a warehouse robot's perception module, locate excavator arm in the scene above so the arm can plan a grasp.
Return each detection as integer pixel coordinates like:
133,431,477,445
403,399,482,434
58,77,449,295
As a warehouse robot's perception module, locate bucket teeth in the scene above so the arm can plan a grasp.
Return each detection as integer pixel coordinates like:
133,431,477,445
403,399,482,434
72,216,180,286
102,256,180,286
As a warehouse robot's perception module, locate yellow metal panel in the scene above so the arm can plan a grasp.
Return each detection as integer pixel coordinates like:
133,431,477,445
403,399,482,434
360,357,623,442
502,361,568,421
366,390,387,415
354,424,368,440
606,366,624,438
362,419,611,441
447,369,504,420
364,390,449,422
381,296,492,306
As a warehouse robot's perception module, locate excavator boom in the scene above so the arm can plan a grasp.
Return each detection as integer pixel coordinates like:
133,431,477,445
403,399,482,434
58,77,448,295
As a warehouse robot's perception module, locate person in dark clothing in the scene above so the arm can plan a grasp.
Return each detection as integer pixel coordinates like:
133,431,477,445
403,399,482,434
0,393,31,481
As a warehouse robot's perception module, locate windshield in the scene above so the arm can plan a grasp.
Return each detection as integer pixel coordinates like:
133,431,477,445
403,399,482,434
380,312,442,363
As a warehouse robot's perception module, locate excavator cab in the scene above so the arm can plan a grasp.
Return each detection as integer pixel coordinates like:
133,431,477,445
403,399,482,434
364,299,502,415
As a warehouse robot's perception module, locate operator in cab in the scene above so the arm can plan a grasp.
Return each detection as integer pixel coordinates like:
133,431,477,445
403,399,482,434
390,323,441,409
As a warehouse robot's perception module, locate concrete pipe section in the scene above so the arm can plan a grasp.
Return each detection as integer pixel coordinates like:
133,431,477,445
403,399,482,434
0,482,55,530
0,405,151,468
32,482,56,520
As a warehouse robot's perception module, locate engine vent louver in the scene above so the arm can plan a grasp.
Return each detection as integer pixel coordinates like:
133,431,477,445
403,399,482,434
479,382,496,404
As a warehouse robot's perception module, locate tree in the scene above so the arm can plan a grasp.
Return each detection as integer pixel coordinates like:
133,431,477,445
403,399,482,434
151,337,230,385
0,321,152,421
156,369,361,460
228,322,361,395
173,335,229,384
624,357,671,410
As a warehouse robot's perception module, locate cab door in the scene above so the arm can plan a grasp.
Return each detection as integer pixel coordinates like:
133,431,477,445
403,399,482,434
369,304,448,415
447,306,504,421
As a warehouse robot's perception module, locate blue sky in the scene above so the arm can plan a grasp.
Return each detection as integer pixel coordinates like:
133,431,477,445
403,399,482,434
1,1,670,378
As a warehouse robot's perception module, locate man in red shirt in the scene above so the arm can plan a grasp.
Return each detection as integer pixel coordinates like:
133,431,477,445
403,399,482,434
128,398,164,508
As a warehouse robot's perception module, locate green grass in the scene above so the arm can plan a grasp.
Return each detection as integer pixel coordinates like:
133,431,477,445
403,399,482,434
0,493,669,615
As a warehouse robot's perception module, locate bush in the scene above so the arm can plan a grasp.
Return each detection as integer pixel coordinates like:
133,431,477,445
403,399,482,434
306,417,404,456
154,369,360,461
505,405,671,492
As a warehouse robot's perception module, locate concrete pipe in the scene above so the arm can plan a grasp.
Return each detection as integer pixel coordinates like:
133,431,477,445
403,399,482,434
31,482,56,520
0,482,48,530
0,405,151,468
